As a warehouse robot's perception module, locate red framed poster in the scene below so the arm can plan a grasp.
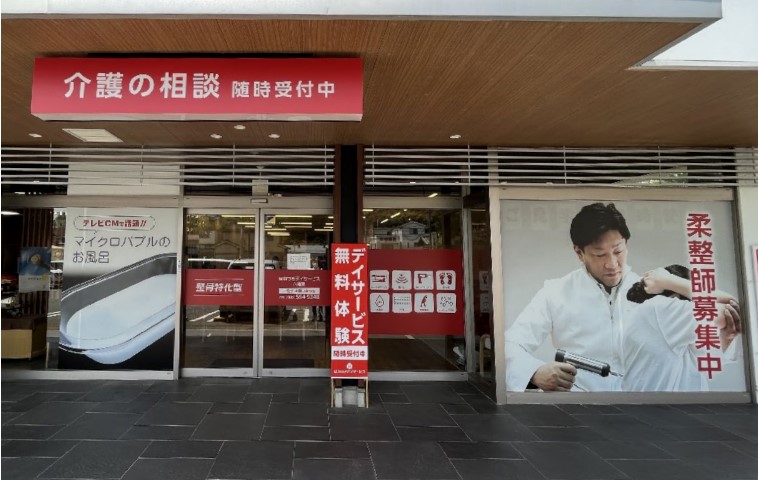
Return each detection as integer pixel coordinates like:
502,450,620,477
183,268,254,306
367,249,464,335
264,269,330,306
330,244,368,379
32,57,363,121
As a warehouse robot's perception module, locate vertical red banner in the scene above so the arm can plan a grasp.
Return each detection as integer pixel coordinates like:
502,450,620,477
330,244,369,379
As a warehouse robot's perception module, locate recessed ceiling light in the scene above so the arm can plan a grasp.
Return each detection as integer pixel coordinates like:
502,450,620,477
234,125,246,130
63,128,123,143
210,134,222,139
428,193,439,198
28,133,42,138
1,211,21,216
449,134,462,139
268,133,280,139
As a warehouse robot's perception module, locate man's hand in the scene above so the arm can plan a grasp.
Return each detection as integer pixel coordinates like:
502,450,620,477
642,267,674,295
531,362,577,391
716,300,741,352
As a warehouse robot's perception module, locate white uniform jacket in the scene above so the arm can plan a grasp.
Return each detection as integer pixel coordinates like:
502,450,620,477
504,267,640,392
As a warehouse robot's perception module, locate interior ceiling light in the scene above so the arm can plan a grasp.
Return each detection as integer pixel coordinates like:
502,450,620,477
268,133,280,139
28,133,43,138
428,193,439,198
390,212,401,218
63,128,123,143
449,134,462,139
267,231,290,237
236,222,255,225
1,211,21,216
210,133,222,139
221,215,255,218
362,209,373,213
234,124,246,130
380,219,389,224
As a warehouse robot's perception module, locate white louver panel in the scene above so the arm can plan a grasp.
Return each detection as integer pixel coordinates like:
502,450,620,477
365,147,758,187
1,147,335,188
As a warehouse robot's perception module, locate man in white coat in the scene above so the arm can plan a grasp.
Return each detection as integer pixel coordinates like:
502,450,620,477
505,203,637,392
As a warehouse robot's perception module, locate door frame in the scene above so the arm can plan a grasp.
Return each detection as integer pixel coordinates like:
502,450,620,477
180,201,333,378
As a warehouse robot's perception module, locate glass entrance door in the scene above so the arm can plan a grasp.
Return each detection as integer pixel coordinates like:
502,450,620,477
180,208,333,377
181,211,258,375
259,211,332,374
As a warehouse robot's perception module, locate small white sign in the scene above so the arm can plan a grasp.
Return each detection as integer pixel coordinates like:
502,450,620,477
392,293,412,313
287,253,311,270
413,270,434,290
436,293,457,313
414,293,434,313
436,270,456,290
370,270,390,290
392,270,412,290
370,292,390,313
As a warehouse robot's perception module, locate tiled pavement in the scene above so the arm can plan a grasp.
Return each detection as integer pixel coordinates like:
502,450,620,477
1,378,757,480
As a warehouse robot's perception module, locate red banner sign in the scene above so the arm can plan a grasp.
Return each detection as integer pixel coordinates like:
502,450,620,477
183,269,254,306
368,249,464,335
32,57,363,121
331,244,369,379
264,270,330,306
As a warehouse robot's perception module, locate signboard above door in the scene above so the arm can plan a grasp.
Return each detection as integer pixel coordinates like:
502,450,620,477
31,57,363,121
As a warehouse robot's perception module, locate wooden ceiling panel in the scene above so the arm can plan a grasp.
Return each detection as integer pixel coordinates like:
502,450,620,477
2,18,757,148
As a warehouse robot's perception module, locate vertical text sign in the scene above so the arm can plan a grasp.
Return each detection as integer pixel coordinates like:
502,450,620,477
686,212,722,379
331,244,369,379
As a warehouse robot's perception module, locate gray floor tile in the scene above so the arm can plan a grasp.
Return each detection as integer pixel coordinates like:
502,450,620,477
88,392,164,414
120,425,195,440
367,382,404,394
529,426,610,441
694,414,758,441
453,414,539,441
295,441,369,459
655,441,758,479
574,413,677,442
79,382,152,403
557,404,622,415
440,441,522,459
52,412,141,440
188,384,249,403
448,382,481,395
396,426,469,441
1,439,79,458
39,440,149,479
441,403,477,415
329,414,399,441
273,392,300,403
239,394,273,414
2,457,57,480
384,403,456,427
1,393,61,413
266,403,328,427
2,412,22,425
461,395,507,414
293,458,375,480
506,404,581,426
2,425,64,440
378,393,410,404
401,384,466,404
299,383,331,404
263,426,331,441
453,459,545,480
137,401,211,426
583,440,674,460
141,440,222,458
249,378,300,394
146,380,202,393
9,402,94,426
209,441,294,480
610,459,711,480
192,413,265,440
209,402,242,413
370,442,457,479
513,441,627,480
726,441,758,460
618,405,710,428
657,426,747,441
122,458,213,480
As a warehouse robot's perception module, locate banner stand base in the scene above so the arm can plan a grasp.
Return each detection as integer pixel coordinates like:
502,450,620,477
330,378,368,408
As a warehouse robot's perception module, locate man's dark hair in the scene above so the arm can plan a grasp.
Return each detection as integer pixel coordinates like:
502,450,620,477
626,264,690,304
569,202,630,249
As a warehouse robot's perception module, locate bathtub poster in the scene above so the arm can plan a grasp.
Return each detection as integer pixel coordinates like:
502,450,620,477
60,208,178,370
